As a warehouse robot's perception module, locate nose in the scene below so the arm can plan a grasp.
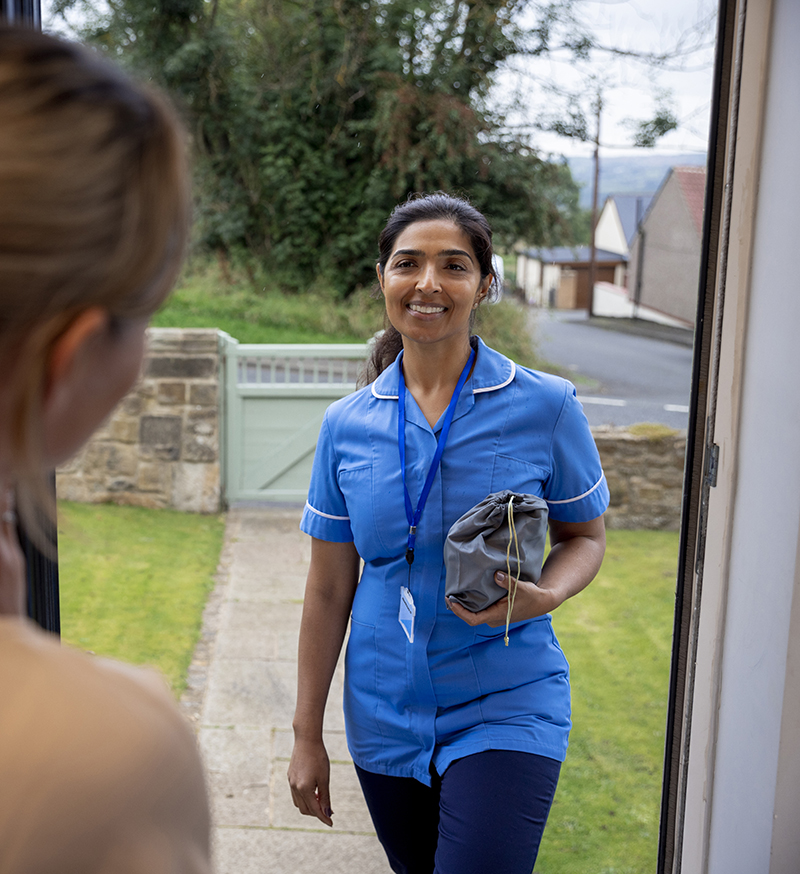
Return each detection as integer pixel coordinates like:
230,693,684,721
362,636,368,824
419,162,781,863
416,262,440,294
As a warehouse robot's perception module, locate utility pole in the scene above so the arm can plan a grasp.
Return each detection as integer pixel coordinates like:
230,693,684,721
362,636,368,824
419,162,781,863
587,91,602,318
0,0,59,636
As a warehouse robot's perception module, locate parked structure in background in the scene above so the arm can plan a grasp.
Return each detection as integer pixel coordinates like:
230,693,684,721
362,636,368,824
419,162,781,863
515,245,626,309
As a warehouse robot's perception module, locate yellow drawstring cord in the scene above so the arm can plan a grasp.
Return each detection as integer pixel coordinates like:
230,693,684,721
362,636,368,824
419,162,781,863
504,495,521,646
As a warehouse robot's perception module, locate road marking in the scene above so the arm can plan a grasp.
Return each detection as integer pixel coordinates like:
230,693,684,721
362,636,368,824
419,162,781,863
664,404,690,413
578,396,627,407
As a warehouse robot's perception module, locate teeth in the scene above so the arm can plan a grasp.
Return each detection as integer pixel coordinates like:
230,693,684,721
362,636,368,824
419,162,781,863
408,304,446,314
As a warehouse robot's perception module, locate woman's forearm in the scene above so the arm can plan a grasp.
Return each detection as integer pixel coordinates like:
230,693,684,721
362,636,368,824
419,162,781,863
538,516,606,607
292,538,360,741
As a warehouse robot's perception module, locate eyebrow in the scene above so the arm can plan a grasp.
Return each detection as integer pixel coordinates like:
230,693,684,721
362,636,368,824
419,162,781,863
392,248,474,262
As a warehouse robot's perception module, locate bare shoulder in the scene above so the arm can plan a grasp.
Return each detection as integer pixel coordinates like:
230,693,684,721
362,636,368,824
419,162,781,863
0,619,211,873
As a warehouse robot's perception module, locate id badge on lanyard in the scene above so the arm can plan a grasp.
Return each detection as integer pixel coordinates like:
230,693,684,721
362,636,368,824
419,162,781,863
396,346,475,643
398,586,416,643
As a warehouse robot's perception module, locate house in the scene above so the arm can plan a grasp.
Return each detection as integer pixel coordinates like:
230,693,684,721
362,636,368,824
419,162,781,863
515,192,652,311
515,245,626,309
594,193,653,257
627,165,706,326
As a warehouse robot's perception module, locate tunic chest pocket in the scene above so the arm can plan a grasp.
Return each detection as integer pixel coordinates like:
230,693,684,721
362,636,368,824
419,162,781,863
338,465,408,562
490,454,549,498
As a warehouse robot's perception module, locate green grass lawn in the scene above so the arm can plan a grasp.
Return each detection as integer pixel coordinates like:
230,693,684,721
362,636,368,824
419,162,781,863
151,258,384,344
57,501,226,696
537,529,678,873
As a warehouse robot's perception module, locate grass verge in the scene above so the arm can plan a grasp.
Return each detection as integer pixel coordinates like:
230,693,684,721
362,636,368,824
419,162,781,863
57,501,226,696
537,529,678,873
152,258,545,368
152,259,383,344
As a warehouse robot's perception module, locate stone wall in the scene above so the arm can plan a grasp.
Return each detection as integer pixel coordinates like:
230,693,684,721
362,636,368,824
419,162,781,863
594,426,686,531
57,328,688,528
57,328,221,513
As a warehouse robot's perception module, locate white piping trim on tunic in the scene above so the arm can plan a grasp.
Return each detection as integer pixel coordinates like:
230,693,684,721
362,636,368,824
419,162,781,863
473,361,516,394
547,472,606,505
305,501,350,521
370,361,516,399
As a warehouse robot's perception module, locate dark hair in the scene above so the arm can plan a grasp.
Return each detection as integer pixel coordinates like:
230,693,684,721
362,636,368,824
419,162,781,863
365,193,496,382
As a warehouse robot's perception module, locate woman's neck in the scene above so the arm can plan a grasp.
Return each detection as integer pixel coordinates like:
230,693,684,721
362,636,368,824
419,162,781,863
400,336,473,425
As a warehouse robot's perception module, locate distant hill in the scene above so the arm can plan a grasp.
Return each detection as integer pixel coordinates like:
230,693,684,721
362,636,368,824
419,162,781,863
567,153,707,209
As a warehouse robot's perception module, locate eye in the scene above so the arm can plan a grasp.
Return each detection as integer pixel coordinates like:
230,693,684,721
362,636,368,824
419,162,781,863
393,258,416,269
446,262,467,271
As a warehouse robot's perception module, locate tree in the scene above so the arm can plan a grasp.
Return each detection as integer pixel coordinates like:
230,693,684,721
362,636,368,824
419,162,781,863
51,0,613,293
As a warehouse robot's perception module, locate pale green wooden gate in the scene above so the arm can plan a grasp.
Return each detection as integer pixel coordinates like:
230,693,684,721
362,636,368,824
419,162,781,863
220,333,368,503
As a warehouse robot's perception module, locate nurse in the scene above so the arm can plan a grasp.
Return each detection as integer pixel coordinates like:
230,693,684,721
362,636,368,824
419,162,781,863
288,193,608,873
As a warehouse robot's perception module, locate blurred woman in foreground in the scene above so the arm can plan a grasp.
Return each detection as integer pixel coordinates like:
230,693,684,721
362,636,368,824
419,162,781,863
0,27,211,872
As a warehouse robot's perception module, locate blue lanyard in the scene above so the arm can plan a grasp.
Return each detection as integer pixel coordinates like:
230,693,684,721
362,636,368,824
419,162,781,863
398,346,475,565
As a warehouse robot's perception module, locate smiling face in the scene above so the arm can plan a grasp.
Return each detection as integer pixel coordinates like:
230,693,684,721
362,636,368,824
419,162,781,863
378,219,491,355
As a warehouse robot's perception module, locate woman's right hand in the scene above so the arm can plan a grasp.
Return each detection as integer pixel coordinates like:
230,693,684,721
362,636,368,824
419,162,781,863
288,737,334,827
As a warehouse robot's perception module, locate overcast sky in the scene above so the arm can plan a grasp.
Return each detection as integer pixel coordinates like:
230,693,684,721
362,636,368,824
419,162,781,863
496,0,718,159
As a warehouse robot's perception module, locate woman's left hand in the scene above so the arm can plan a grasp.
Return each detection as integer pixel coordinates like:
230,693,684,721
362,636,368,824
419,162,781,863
446,571,559,628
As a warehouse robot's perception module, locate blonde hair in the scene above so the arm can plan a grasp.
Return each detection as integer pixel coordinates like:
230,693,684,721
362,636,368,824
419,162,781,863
0,27,190,535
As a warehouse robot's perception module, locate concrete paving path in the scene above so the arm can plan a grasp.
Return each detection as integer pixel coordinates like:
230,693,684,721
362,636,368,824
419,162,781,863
182,507,389,873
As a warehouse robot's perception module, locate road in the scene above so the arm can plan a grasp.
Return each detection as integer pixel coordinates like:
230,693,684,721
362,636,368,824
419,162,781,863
530,309,694,429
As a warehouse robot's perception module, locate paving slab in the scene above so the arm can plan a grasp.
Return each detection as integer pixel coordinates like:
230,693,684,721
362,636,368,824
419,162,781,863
215,601,304,661
187,506,385,873
213,828,390,874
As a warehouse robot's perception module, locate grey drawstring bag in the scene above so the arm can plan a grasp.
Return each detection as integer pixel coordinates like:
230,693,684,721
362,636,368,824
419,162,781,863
444,491,549,643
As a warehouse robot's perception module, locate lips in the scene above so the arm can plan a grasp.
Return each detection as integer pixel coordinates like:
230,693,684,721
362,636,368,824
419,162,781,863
407,303,447,314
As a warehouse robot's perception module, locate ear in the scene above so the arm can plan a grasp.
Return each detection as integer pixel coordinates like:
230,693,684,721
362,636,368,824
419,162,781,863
474,274,492,307
40,308,147,466
44,307,109,402
376,263,385,295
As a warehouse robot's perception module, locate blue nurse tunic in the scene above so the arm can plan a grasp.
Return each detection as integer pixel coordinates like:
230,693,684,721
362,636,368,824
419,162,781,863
300,338,609,786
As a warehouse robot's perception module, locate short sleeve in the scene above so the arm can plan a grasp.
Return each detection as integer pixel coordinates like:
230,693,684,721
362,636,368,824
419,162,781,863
300,410,354,542
544,383,610,523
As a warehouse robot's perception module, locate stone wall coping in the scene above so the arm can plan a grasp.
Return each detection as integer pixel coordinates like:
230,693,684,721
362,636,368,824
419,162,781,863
591,424,688,439
146,327,220,355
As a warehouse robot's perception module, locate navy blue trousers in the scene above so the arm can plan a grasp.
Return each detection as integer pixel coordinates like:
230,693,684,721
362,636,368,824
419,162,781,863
355,750,561,874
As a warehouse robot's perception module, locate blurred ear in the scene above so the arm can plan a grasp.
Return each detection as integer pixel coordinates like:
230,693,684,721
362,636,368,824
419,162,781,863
40,307,110,459
376,264,385,294
44,307,109,402
40,307,147,466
